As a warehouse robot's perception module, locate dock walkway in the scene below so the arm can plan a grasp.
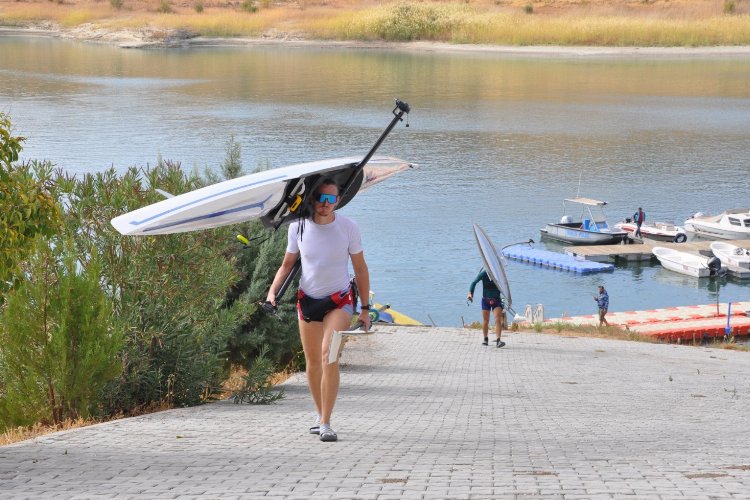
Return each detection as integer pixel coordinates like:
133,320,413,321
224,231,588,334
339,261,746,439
566,239,720,262
2,327,750,498
546,301,750,342
566,239,750,278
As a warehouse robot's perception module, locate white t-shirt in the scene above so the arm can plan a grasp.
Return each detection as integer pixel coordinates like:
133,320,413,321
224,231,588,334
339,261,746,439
286,214,363,299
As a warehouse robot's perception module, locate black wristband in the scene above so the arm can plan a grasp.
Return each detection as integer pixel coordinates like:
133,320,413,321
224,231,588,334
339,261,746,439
360,305,370,310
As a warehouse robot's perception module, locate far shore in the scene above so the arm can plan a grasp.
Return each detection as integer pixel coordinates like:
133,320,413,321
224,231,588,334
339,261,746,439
3,25,750,58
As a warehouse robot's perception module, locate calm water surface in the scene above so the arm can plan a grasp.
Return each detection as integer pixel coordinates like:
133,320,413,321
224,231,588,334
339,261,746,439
2,36,749,328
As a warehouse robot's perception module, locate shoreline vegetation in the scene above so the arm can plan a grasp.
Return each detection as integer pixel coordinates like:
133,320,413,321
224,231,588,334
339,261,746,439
1,0,750,51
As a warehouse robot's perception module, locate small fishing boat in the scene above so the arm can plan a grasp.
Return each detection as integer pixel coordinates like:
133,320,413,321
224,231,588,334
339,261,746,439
684,208,750,240
710,241,750,270
614,220,687,243
652,246,723,278
540,198,628,245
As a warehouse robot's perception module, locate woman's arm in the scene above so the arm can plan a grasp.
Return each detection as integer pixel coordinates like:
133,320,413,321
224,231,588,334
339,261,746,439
350,251,371,331
266,251,300,306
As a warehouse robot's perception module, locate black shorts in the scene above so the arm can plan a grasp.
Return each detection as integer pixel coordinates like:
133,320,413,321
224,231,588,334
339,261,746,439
481,297,504,311
297,288,354,323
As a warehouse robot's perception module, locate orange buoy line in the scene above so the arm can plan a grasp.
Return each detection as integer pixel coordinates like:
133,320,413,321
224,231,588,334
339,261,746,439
543,302,750,343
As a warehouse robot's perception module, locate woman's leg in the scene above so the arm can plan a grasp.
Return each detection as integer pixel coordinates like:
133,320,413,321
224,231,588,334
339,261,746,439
319,308,352,426
299,319,324,416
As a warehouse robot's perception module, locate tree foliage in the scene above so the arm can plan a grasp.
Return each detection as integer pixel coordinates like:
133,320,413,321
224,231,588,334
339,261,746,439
0,114,60,301
0,238,122,430
1,115,301,428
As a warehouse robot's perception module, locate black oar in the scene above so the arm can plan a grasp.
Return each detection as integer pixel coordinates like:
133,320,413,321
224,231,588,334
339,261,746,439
261,257,301,315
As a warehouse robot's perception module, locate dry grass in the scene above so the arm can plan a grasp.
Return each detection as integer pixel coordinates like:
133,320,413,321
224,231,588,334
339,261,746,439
0,419,92,447
468,319,749,350
522,321,749,350
1,0,749,46
0,365,295,447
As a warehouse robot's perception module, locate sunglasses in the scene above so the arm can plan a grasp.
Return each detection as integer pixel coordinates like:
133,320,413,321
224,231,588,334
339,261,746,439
315,193,338,204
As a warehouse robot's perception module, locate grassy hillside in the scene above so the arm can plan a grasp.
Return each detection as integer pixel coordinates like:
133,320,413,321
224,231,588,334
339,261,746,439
1,0,750,46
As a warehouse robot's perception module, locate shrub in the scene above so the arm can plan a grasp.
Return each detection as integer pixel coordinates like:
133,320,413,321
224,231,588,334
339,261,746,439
242,0,257,13
374,2,462,41
194,0,203,12
0,238,123,431
0,114,60,304
157,0,172,13
523,3,533,14
110,0,123,9
232,345,285,404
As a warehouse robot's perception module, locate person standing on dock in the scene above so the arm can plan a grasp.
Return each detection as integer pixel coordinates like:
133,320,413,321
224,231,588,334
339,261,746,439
467,269,506,348
633,207,646,238
594,285,609,327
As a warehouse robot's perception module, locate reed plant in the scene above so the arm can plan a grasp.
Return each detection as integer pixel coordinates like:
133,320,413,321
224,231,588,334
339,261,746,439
100,9,286,37
60,9,98,27
302,3,750,46
3,0,750,46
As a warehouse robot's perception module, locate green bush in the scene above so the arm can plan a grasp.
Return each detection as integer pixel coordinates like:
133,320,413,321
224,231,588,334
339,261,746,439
232,345,285,404
51,163,242,411
0,114,60,303
242,0,257,13
375,3,461,41
0,238,122,430
157,0,172,13
194,0,204,12
1,122,300,428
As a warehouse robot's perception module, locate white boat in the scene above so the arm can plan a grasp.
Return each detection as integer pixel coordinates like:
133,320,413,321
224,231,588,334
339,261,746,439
710,241,750,270
540,197,628,245
614,220,687,243
652,246,723,278
684,208,750,240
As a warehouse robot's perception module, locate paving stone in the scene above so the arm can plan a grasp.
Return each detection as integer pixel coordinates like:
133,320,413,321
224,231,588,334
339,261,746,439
1,327,749,498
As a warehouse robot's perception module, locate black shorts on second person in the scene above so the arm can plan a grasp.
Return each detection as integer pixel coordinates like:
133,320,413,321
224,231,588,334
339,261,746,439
481,297,504,311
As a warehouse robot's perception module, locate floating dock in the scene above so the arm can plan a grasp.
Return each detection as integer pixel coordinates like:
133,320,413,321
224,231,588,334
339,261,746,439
565,239,750,279
542,301,750,343
502,247,614,274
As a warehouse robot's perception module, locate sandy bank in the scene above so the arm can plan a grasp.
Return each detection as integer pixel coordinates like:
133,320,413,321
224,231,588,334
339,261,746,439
3,24,750,57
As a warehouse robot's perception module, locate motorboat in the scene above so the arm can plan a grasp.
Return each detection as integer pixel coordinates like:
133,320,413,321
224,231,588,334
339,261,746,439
710,241,750,270
540,197,628,245
614,220,687,243
652,246,723,278
684,208,750,240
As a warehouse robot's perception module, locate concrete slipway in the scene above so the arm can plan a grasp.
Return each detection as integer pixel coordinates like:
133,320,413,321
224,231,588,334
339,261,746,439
1,327,749,499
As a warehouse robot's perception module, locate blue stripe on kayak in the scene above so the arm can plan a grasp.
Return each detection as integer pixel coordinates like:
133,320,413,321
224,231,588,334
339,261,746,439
142,194,275,233
129,174,286,227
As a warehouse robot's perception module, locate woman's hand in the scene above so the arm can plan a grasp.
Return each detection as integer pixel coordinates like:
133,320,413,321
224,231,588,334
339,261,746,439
358,309,371,332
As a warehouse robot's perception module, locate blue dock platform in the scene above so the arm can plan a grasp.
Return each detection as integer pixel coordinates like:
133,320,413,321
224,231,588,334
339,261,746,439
502,246,614,274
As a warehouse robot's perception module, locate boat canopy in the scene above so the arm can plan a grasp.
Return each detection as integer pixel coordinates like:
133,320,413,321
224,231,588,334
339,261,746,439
564,197,608,206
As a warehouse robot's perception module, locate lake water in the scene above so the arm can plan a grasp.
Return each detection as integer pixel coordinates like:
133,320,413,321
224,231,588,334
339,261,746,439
1,35,749,329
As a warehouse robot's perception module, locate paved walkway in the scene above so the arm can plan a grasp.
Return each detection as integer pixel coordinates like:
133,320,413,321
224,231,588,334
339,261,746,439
2,327,750,499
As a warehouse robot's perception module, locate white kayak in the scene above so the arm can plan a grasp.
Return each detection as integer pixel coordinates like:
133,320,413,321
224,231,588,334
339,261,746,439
111,156,411,236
